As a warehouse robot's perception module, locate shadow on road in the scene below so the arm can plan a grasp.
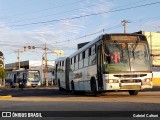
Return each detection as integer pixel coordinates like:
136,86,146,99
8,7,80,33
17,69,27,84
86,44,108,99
0,87,70,97
0,86,159,97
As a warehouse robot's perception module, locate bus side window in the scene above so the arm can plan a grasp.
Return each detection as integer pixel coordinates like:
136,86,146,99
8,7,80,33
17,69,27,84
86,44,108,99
74,56,76,63
52,71,55,76
82,51,85,59
95,45,97,53
89,47,91,56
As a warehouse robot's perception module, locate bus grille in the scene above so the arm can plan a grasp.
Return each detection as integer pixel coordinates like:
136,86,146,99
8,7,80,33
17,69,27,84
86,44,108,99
29,80,39,82
120,85,141,90
114,74,147,78
121,79,141,83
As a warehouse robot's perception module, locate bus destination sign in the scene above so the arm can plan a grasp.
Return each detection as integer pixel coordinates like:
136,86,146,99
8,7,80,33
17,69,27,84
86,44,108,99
111,35,138,41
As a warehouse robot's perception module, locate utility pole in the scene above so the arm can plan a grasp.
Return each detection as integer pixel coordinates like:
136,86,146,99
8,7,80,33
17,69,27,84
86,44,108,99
17,49,20,70
149,32,153,65
121,19,130,33
44,43,48,87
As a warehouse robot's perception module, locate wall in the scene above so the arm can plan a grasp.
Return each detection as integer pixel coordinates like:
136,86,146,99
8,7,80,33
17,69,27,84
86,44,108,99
143,32,160,86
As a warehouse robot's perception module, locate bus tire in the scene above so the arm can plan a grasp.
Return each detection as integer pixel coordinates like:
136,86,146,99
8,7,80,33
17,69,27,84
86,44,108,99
58,79,63,91
19,83,25,89
10,82,15,88
128,90,139,95
90,77,100,97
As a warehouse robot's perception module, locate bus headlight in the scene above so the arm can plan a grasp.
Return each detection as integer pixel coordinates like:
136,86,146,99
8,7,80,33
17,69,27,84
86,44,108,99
144,78,151,82
26,82,31,86
110,80,114,83
38,82,41,86
142,78,151,85
105,79,119,83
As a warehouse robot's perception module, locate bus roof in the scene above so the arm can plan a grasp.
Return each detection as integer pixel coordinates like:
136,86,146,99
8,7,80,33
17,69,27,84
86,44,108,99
55,57,68,62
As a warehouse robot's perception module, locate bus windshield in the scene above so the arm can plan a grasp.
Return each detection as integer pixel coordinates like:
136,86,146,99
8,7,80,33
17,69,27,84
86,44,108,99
104,42,150,72
28,71,40,81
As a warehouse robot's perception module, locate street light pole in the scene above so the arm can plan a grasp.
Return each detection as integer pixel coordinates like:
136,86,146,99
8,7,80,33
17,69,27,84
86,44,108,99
17,49,20,70
41,50,60,87
41,58,44,86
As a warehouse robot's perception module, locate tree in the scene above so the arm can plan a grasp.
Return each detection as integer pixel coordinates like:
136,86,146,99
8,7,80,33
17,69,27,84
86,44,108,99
0,67,6,86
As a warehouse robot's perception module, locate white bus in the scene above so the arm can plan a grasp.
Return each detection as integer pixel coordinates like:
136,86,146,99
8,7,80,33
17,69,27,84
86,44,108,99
6,70,41,88
55,33,153,96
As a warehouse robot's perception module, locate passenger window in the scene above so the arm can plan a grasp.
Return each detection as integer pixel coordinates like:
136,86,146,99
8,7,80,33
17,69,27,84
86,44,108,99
74,56,76,63
82,51,85,59
85,50,88,58
91,46,95,55
89,48,91,56
62,61,64,66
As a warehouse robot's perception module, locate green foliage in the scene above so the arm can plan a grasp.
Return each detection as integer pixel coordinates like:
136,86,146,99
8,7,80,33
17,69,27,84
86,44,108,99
0,67,6,79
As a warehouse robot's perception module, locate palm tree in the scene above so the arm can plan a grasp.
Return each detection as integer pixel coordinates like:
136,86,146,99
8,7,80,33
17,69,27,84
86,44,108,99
0,67,6,87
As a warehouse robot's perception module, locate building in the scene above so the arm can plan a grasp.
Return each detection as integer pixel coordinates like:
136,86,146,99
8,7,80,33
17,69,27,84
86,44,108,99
136,31,160,86
5,60,55,86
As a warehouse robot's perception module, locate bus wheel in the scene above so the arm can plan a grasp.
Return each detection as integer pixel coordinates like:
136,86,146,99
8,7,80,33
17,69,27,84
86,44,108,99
58,79,63,91
10,82,15,88
90,77,100,97
128,90,139,95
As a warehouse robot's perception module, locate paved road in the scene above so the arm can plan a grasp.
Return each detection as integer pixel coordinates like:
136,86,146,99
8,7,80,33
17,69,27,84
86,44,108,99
0,87,160,119
0,86,160,110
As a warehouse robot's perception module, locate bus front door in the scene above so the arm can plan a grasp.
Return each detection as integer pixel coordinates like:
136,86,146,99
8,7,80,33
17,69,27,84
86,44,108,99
97,44,103,91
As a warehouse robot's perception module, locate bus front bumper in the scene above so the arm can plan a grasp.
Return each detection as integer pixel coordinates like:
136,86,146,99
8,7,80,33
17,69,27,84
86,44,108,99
105,83,152,91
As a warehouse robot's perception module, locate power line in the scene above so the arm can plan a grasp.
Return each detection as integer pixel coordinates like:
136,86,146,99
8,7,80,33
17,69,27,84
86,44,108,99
2,0,148,24
0,24,122,53
3,0,113,24
51,24,122,45
0,43,24,47
0,1,159,28
1,15,160,51
0,0,83,20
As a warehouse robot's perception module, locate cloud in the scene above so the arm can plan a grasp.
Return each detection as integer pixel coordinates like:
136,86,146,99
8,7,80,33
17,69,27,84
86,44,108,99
0,19,86,63
0,0,117,64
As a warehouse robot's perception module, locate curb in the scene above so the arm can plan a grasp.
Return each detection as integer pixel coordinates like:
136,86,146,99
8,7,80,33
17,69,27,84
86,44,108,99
0,95,12,99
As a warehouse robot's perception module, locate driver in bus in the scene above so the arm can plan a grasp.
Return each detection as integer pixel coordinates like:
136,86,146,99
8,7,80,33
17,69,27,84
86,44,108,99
103,47,111,63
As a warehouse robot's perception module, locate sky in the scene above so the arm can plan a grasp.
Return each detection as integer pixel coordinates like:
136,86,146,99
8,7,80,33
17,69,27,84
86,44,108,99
0,0,160,64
